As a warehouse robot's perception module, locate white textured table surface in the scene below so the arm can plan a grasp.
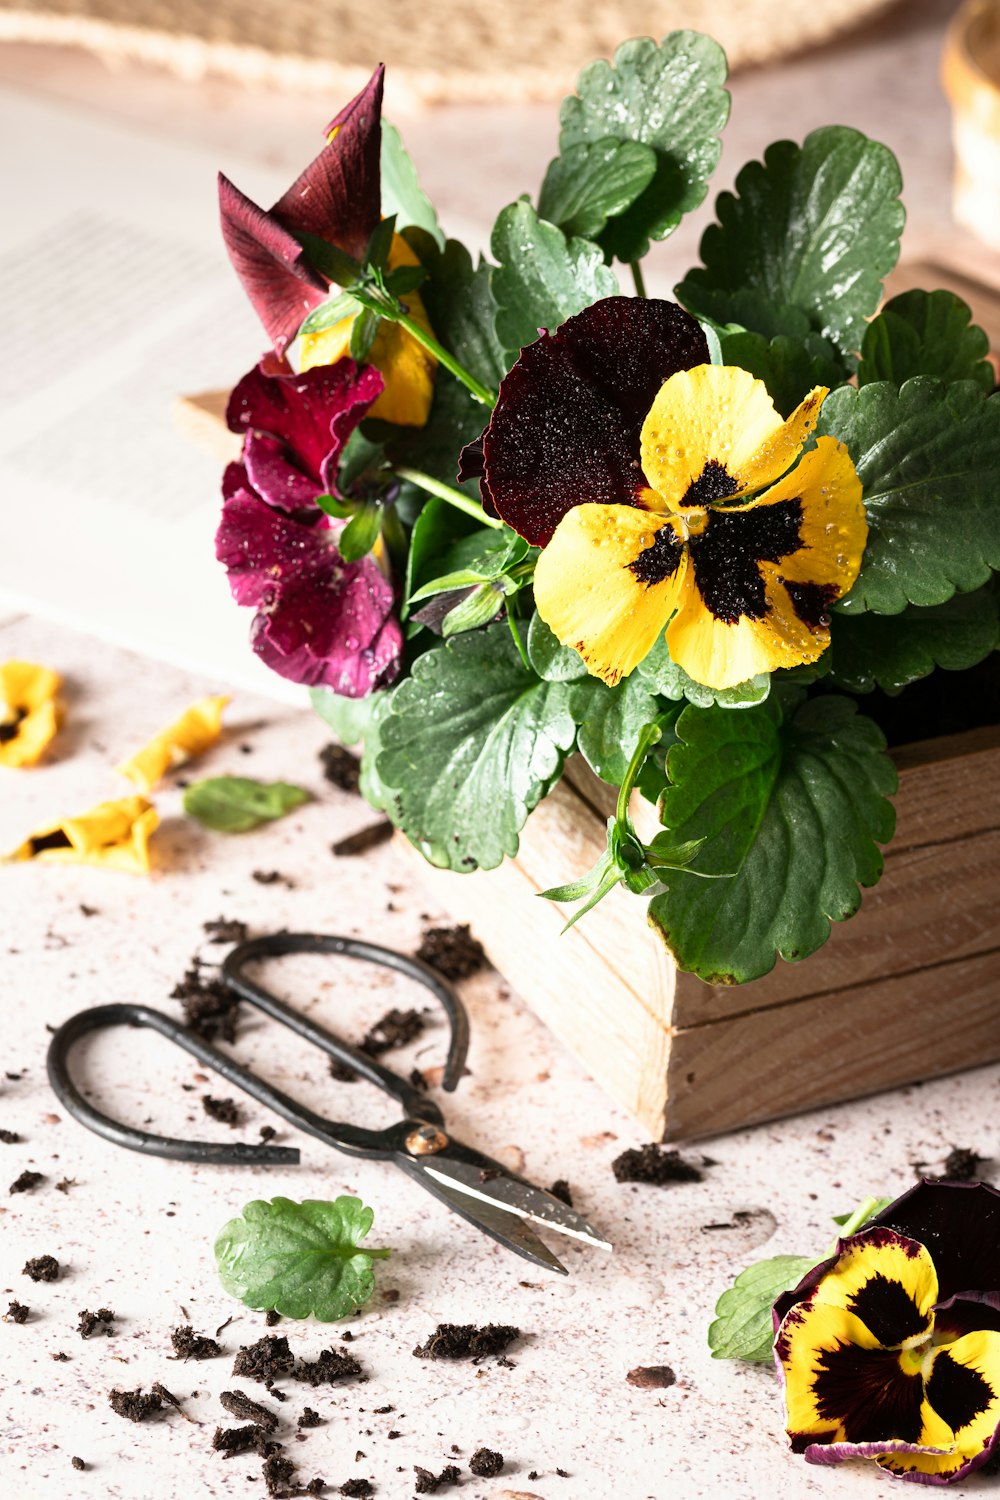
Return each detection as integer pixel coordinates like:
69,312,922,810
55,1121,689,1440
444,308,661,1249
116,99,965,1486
1,613,997,1500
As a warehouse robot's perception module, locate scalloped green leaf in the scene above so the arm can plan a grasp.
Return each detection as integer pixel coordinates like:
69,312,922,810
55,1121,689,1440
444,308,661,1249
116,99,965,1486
559,31,729,264
858,289,993,393
376,623,579,870
678,126,904,360
526,611,589,682
380,122,443,247
819,378,1000,614
718,329,846,417
310,688,385,747
636,634,770,708
827,587,1000,694
490,201,618,364
574,673,661,786
538,138,658,242
709,1254,816,1362
648,695,897,983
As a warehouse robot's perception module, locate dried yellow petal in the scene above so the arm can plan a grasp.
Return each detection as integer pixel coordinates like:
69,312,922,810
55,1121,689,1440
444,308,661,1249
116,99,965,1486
116,695,230,793
6,796,159,874
0,660,63,768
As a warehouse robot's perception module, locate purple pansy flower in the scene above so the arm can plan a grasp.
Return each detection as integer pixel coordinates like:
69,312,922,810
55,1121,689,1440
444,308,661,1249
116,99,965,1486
216,356,403,696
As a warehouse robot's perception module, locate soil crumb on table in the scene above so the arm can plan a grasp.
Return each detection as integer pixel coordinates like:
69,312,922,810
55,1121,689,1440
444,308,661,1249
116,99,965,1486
331,822,393,857
415,924,487,981
213,1424,277,1459
414,1463,462,1492
412,1324,520,1361
469,1447,504,1477
943,1146,987,1181
202,1094,242,1126
233,1335,295,1383
626,1365,677,1389
548,1178,573,1206
220,1389,279,1431
78,1307,115,1338
172,1324,224,1360
5,1300,29,1323
23,1254,60,1282
339,1480,375,1498
295,1346,364,1386
611,1143,707,1185
298,1407,322,1428
319,743,361,794
252,869,297,889
171,963,240,1042
203,917,249,945
362,1007,425,1056
10,1168,44,1193
71,1457,87,1471
108,1386,164,1422
0,1128,21,1144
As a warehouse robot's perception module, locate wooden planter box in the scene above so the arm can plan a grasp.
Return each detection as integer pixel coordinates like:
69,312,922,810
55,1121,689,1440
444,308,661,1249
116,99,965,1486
402,728,1000,1140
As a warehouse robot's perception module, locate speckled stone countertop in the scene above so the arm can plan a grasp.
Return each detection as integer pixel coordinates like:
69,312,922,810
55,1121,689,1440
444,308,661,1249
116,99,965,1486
1,614,997,1500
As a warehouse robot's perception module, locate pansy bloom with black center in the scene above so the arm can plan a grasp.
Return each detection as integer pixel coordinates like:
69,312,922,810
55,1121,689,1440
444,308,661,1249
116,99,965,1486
218,66,436,428
468,297,867,690
774,1180,1000,1484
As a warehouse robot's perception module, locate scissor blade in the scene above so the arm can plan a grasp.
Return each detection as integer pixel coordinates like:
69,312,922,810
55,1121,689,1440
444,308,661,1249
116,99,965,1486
423,1158,612,1252
419,1167,569,1274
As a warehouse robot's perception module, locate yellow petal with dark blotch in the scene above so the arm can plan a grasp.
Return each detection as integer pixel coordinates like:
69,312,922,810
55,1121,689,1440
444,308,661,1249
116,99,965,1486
116,695,230,794
1,660,61,712
639,364,827,510
299,233,437,428
533,504,688,687
665,570,817,689
0,660,63,768
806,1231,939,1342
6,796,159,874
779,1301,887,1445
919,1331,1000,1456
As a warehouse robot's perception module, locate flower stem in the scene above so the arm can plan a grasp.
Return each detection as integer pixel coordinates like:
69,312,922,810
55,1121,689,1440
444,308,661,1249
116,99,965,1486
616,721,663,823
630,261,648,299
506,599,531,670
393,309,497,408
393,466,503,528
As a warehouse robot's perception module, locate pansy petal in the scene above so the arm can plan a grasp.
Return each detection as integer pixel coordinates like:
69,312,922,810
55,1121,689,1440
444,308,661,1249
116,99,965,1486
924,1332,1000,1447
6,797,159,874
116,696,230,794
640,364,827,510
276,65,384,264
1,661,61,713
802,1229,939,1343
533,503,688,686
218,175,329,355
875,1181,1000,1306
0,661,62,768
481,297,709,546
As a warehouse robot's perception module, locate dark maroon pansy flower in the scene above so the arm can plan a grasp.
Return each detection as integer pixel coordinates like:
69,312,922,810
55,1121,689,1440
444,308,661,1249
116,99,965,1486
218,66,384,354
460,296,709,547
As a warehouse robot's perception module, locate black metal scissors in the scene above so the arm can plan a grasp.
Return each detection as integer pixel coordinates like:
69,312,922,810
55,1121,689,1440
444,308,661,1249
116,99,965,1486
46,932,611,1275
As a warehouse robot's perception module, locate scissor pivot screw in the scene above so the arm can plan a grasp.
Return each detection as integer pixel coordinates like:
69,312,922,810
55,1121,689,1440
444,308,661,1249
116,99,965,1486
405,1124,449,1156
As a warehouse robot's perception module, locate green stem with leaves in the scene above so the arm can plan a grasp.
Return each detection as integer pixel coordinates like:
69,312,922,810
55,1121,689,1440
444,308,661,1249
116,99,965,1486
392,308,497,409
616,721,662,822
393,466,503,528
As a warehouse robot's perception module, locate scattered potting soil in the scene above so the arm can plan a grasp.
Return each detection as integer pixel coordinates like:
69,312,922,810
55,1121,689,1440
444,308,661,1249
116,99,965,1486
408,1067,428,1092
548,1179,573,1207
943,1146,987,1181
414,1464,462,1492
329,1056,361,1083
266,1309,282,1327
71,1457,87,1471
10,1169,44,1194
415,925,486,982
468,1448,504,1478
252,869,297,889
233,1335,294,1383
220,1389,279,1431
152,1382,182,1410
172,1325,223,1360
5,1300,29,1323
319,743,361,794
0,1129,21,1144
298,1408,322,1429
78,1307,115,1338
203,917,249,945
626,1365,676,1389
295,1346,364,1386
23,1255,59,1282
108,1387,164,1422
361,1007,425,1056
260,1126,277,1143
213,1424,277,1459
55,1178,76,1193
202,1095,241,1127
339,1480,375,1498
412,1324,520,1361
332,822,394,857
611,1144,707,1185
171,962,240,1043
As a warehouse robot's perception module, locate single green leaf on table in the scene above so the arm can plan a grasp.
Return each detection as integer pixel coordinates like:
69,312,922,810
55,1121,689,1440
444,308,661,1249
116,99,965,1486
718,329,847,418
376,622,580,871
490,201,618,365
827,587,1000,694
537,138,657,242
526,612,589,682
648,694,897,983
403,231,508,391
858,289,993,393
380,121,444,247
183,776,311,833
559,31,729,264
819,378,1000,614
215,1196,390,1322
678,126,904,361
709,1254,817,1362
636,633,770,709
310,687,385,748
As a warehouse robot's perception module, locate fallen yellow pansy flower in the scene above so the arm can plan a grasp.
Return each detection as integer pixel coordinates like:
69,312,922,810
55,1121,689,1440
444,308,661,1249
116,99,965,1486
0,660,63,768
116,695,230,792
6,796,159,873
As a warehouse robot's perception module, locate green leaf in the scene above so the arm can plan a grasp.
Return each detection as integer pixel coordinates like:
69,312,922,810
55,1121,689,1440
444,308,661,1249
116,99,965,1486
575,674,661,786
718,329,846,418
538,138,657,241
364,213,397,272
376,623,579,870
819,379,1000,614
298,291,363,336
310,688,384,747
183,776,311,834
404,232,507,391
678,126,904,359
636,634,770,708
402,498,481,619
858,289,993,393
349,307,381,362
559,31,730,264
440,582,507,636
648,695,897,983
214,1196,390,1322
337,504,383,562
384,263,428,296
827,587,1000,693
380,122,444,248
295,230,362,290
709,1254,816,1362
526,612,589,681
490,201,618,365
358,690,394,813
831,1196,892,1230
